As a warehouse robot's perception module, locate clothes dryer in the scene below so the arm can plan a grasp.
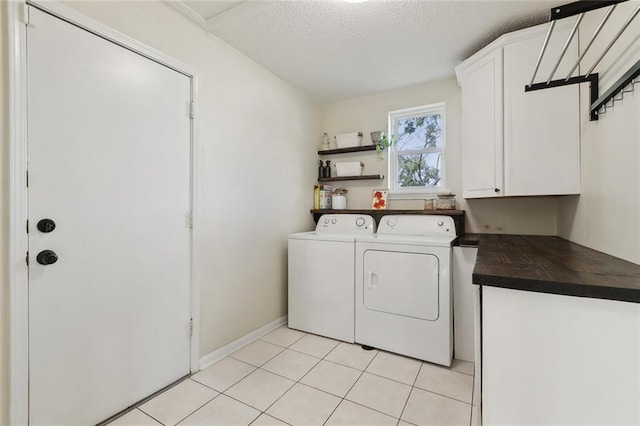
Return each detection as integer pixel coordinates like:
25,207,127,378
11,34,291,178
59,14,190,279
288,214,375,342
355,215,456,366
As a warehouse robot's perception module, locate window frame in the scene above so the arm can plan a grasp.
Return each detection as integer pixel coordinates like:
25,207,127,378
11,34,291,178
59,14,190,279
387,102,448,198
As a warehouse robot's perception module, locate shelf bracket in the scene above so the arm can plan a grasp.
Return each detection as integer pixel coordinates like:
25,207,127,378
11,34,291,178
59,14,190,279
590,59,640,115
549,0,627,21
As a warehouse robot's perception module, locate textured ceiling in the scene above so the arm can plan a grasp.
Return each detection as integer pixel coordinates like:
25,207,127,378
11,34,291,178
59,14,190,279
179,0,558,103
181,0,243,19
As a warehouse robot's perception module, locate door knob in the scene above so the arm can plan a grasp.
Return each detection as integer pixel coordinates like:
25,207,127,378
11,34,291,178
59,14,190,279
37,250,58,265
37,218,56,233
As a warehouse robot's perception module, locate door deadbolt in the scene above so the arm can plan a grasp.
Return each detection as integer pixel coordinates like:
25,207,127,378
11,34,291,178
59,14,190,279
37,219,56,233
36,250,58,265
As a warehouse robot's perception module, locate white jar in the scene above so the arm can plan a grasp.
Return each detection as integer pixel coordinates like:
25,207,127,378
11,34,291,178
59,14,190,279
331,195,347,210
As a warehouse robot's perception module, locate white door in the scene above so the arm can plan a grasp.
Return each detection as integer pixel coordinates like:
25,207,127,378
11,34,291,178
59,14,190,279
362,250,439,320
27,7,192,424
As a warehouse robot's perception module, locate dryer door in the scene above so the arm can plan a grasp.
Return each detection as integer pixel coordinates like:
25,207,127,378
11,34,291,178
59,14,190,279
362,250,439,321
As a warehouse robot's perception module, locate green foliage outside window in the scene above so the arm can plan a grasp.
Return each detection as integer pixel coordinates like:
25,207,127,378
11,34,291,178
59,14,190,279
395,114,442,188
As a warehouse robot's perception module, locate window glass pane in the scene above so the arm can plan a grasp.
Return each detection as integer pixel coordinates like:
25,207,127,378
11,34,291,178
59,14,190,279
395,114,443,151
397,153,442,188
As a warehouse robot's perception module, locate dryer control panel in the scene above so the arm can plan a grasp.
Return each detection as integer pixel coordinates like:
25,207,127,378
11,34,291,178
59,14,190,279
377,215,456,237
316,214,376,234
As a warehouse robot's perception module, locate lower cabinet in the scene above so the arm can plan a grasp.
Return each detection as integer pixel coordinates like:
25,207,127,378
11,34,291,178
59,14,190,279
482,286,640,425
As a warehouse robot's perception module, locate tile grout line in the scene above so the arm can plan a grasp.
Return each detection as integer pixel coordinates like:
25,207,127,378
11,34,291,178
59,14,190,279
171,384,221,426
413,384,475,406
258,338,341,422
182,330,300,425
334,347,414,423
266,329,411,424
469,362,476,426
397,361,423,425
321,345,381,425
245,328,307,425
242,331,334,424
228,341,288,369
136,409,165,426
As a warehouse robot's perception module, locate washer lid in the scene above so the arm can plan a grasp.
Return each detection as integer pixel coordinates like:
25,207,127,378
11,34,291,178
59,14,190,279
288,231,357,242
377,215,456,238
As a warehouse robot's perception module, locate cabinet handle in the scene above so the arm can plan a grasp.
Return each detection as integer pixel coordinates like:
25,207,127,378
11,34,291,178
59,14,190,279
495,188,500,192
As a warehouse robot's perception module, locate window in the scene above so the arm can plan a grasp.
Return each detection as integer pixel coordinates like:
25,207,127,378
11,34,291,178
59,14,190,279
388,103,446,196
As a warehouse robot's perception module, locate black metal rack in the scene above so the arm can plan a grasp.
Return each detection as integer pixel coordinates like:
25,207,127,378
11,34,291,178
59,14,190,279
525,0,640,121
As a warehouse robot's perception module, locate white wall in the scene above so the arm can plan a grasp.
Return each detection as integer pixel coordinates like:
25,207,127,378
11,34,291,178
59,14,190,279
0,1,320,417
558,1,640,264
0,2,9,423
322,78,559,235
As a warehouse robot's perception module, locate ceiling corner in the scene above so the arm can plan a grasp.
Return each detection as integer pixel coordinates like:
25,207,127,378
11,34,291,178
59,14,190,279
163,0,207,29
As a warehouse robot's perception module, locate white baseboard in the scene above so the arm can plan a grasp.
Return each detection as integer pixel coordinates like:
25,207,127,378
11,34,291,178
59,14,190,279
198,315,288,371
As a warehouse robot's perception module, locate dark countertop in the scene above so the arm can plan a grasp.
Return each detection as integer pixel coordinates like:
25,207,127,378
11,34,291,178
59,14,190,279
456,233,480,247
472,234,640,304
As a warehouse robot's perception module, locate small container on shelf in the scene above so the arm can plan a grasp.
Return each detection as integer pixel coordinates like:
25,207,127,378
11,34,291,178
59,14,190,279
436,193,456,210
370,131,384,145
335,161,364,177
331,188,348,210
320,133,331,150
423,198,436,210
319,185,333,209
335,132,363,149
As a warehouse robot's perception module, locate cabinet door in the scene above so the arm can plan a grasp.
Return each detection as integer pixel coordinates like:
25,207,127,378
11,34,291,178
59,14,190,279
482,286,640,425
460,49,504,198
503,28,580,196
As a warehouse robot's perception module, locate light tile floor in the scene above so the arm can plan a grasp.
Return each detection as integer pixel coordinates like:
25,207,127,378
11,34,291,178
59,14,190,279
109,326,477,426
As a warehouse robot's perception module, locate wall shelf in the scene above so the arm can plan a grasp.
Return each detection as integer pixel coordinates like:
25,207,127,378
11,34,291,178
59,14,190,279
318,174,384,182
318,145,380,155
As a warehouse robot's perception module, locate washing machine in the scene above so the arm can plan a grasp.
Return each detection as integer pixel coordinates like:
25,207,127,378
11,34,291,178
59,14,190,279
355,215,456,366
288,214,376,342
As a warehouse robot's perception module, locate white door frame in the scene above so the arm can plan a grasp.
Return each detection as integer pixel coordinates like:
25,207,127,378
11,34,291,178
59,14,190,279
7,1,201,423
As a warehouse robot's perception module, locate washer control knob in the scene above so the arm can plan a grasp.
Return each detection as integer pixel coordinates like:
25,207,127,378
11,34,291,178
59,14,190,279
331,218,337,224
387,218,397,227
324,218,330,224
437,221,444,227
355,217,365,227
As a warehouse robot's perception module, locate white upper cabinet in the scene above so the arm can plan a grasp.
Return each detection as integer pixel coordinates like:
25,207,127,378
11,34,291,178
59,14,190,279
459,48,504,199
456,23,580,199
